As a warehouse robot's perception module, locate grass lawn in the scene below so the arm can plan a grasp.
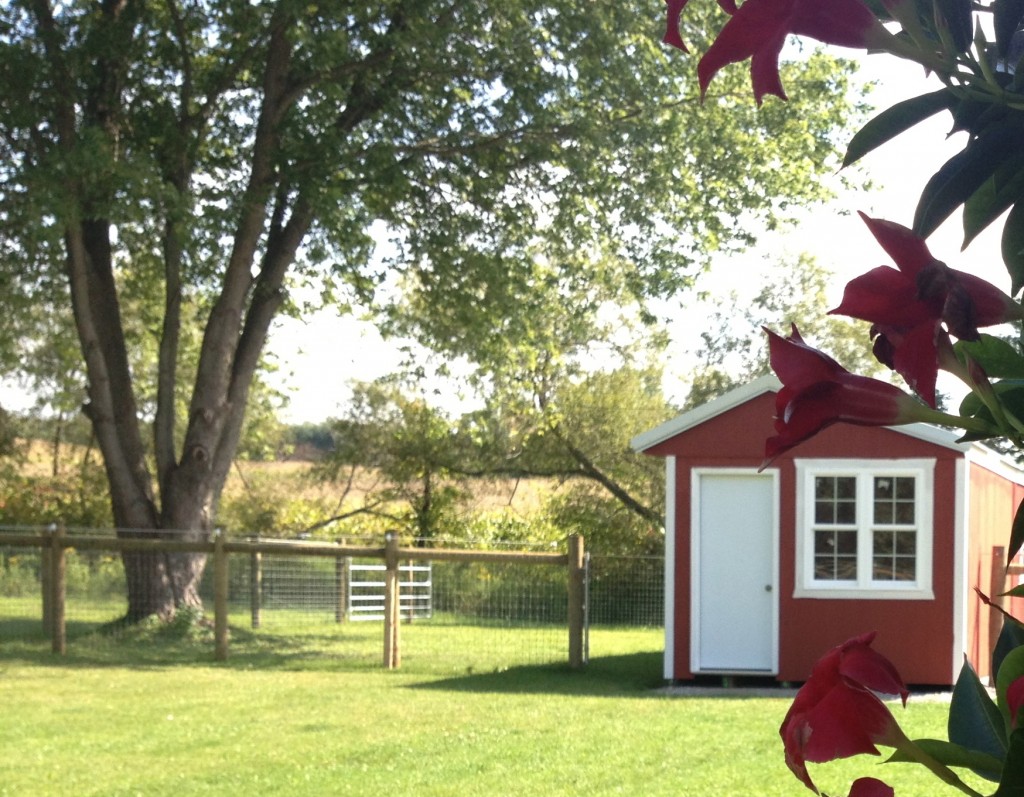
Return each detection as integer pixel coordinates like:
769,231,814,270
0,624,988,797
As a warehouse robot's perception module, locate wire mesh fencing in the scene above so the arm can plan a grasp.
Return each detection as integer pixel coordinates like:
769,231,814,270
588,554,665,628
0,526,663,671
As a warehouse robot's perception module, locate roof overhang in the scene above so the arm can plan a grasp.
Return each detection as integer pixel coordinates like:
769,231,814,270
631,374,998,461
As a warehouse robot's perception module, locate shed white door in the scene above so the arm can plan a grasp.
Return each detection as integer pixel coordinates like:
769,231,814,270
692,469,778,674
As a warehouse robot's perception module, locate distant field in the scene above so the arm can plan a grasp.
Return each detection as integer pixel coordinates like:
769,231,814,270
10,437,569,523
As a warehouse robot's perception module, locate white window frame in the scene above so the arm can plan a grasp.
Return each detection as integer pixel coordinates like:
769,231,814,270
793,458,935,600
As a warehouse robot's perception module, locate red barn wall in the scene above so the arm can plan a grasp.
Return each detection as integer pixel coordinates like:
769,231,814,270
647,391,962,686
967,463,1024,681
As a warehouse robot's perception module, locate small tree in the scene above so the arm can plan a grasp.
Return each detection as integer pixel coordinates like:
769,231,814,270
684,253,888,408
317,382,470,541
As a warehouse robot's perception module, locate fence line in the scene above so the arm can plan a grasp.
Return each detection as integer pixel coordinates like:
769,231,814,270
7,527,588,669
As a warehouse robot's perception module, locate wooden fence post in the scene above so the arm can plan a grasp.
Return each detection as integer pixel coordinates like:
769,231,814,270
568,533,586,669
214,530,229,661
41,526,53,636
335,554,348,624
383,532,400,669
992,545,1007,657
250,537,262,629
50,524,66,655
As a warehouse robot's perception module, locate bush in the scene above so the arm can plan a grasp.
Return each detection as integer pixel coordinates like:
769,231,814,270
0,463,113,529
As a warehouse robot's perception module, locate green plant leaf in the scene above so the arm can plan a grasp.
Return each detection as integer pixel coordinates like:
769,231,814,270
956,336,1024,379
994,0,1024,59
934,0,974,53
996,618,1024,680
963,155,1024,248
995,729,1024,796
914,124,1023,239
949,657,1008,764
888,738,1003,782
842,89,954,168
1004,201,1024,295
959,380,1024,437
1011,498,1024,567
950,95,996,136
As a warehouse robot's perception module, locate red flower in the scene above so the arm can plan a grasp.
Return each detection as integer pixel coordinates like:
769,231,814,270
780,632,909,793
696,0,892,104
831,213,1022,408
764,325,928,465
1009,675,1024,729
847,777,895,797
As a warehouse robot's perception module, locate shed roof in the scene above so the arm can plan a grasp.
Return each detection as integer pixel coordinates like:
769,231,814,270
630,374,974,455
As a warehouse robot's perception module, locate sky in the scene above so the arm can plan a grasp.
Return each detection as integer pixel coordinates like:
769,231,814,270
267,51,1002,424
662,51,1010,410
1,45,1009,425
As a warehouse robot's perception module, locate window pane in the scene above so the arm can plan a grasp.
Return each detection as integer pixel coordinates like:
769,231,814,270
872,530,916,582
892,556,916,581
874,476,916,525
835,556,857,580
820,555,858,580
896,477,915,499
894,531,916,555
814,530,857,580
836,530,857,555
814,477,857,525
895,498,915,524
836,499,856,524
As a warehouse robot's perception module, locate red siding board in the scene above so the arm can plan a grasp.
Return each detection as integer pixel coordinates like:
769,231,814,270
967,463,1024,681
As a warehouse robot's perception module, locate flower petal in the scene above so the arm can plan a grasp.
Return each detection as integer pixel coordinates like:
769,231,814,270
831,266,932,328
663,0,690,50
697,0,885,103
798,683,895,762
858,212,935,278
885,322,943,409
766,325,845,390
789,0,885,47
837,642,909,706
848,777,895,797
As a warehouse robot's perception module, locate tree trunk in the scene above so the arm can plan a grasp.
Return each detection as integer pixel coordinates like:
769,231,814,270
120,546,206,622
114,479,213,622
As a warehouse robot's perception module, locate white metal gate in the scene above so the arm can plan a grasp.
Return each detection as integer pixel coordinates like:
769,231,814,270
347,561,433,621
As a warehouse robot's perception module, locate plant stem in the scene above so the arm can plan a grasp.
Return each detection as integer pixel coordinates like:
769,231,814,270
896,738,985,797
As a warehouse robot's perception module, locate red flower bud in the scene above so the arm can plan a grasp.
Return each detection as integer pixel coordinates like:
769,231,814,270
764,325,929,466
847,777,895,797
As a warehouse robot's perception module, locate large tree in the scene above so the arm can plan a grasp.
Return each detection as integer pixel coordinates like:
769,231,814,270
0,0,863,620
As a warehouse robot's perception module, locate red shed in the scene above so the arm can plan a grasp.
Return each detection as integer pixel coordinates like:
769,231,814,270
631,375,1024,686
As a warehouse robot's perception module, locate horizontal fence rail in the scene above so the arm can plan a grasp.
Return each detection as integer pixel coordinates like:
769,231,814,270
2,527,597,670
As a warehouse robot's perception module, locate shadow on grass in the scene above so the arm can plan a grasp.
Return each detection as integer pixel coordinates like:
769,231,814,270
0,618,383,672
408,650,665,697
1,616,665,694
